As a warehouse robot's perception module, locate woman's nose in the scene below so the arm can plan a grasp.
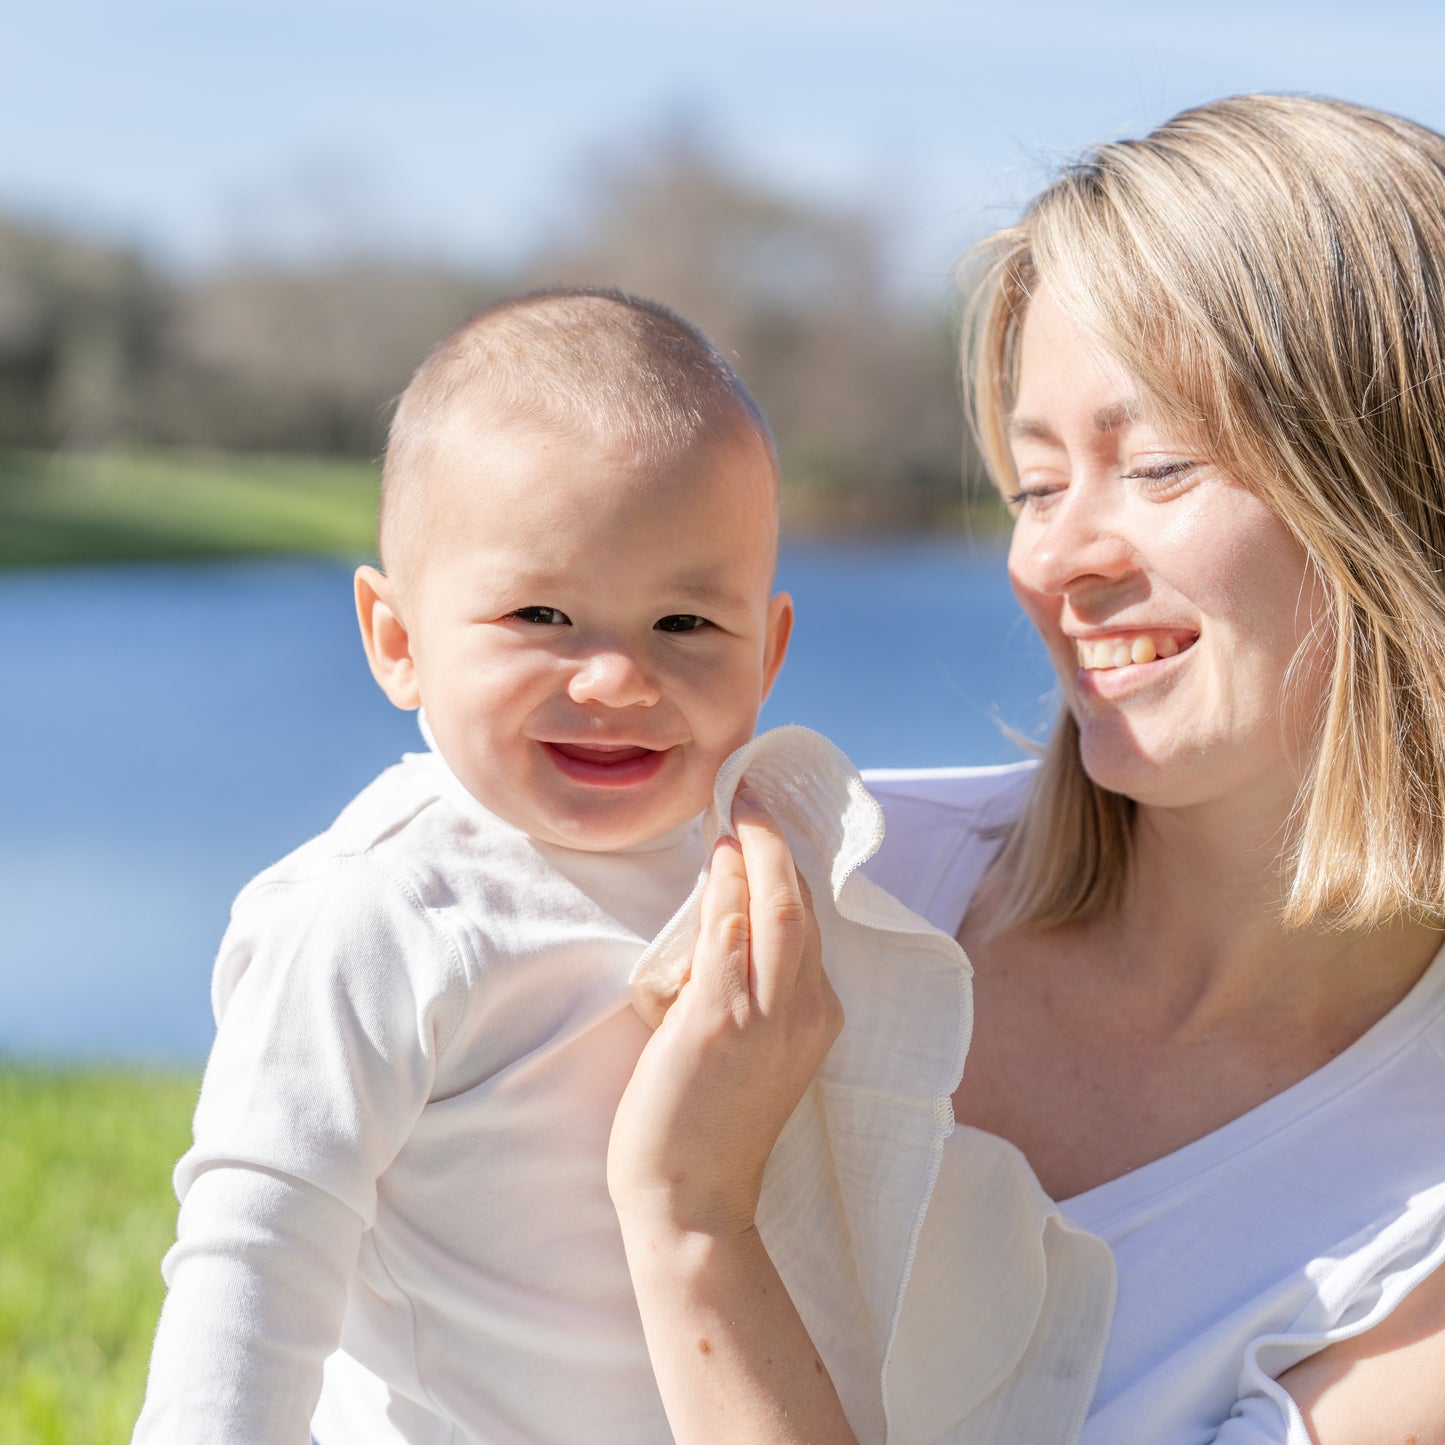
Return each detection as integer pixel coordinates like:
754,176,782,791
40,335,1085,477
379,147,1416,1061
1010,488,1135,599
567,648,662,709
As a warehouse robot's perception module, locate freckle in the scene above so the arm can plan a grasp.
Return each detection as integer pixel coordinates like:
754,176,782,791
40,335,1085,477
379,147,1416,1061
814,1358,824,1374
697,1337,711,1356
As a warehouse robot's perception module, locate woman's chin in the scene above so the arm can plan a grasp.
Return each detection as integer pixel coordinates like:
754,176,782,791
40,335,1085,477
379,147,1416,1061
1076,731,1205,810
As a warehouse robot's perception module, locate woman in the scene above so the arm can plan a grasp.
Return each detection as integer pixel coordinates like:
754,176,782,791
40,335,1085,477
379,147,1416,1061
609,95,1445,1443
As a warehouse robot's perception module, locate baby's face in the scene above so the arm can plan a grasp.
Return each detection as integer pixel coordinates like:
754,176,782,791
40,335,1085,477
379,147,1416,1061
367,418,790,851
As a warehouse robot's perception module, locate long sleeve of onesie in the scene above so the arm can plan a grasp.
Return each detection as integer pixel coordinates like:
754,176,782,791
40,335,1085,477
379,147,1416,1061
133,859,463,1444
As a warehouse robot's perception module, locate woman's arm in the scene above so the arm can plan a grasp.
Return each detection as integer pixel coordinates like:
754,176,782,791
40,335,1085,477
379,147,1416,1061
1281,1264,1445,1445
609,793,858,1444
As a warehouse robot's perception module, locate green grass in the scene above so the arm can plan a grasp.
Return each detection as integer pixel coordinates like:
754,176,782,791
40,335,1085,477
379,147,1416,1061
0,448,379,567
0,1066,200,1444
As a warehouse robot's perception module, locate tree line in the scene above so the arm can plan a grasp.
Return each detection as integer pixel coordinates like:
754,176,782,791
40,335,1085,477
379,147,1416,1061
0,133,996,532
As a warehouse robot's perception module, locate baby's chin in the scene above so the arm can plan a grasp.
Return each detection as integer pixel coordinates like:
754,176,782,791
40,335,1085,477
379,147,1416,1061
468,777,713,855
525,809,706,854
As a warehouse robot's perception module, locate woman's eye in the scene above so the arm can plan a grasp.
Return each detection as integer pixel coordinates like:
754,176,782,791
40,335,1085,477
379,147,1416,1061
655,614,710,633
508,606,571,625
1007,484,1064,512
1122,459,1197,487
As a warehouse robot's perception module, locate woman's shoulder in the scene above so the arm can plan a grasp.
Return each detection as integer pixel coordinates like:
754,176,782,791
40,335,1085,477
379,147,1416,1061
863,759,1037,817
859,760,1036,929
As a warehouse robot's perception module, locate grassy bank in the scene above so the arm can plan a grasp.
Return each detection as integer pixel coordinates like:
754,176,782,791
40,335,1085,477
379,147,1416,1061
0,446,1000,570
0,448,378,567
0,1066,200,1443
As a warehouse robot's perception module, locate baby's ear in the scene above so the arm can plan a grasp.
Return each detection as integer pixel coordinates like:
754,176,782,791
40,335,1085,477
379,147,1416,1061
761,590,794,701
355,565,421,710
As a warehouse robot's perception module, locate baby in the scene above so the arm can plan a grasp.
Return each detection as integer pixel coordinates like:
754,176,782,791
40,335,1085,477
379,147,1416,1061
134,289,793,1443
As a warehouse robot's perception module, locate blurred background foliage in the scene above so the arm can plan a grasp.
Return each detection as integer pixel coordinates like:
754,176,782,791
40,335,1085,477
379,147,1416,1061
1,127,999,567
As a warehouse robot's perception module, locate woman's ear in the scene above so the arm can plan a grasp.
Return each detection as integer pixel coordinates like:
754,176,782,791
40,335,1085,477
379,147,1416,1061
355,565,421,710
761,591,795,701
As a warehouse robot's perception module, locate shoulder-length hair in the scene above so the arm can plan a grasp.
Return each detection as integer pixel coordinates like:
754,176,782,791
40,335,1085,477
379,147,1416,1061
966,94,1445,932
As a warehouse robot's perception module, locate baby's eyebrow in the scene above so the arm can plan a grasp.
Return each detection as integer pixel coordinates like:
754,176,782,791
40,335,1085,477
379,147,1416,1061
665,576,752,610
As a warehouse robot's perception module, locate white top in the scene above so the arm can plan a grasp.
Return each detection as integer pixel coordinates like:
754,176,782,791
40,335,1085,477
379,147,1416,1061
862,762,1445,1444
135,741,703,1445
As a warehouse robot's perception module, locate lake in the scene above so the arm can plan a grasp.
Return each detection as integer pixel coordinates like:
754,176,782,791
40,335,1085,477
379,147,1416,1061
1,542,1058,1063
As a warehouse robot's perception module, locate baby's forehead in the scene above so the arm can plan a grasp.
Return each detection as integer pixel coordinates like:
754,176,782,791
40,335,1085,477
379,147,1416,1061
380,290,778,582
403,410,778,583
430,399,776,498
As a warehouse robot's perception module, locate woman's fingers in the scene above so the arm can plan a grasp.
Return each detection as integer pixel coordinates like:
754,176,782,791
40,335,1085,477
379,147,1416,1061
609,785,842,1238
731,789,808,1017
691,833,753,1020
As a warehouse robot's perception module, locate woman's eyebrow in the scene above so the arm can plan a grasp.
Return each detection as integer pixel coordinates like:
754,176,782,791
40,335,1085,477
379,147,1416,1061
1004,414,1056,442
1092,399,1140,432
1005,401,1141,441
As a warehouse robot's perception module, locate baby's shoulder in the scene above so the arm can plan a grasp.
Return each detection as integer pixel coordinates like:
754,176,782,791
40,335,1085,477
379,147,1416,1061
241,750,462,896
217,755,486,1036
227,750,483,964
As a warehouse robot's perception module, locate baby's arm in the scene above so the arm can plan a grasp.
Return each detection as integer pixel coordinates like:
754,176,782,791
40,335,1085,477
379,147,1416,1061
134,863,452,1443
137,1168,364,1439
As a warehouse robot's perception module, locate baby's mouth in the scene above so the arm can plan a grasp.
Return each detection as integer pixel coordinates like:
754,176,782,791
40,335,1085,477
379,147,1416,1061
541,740,674,787
1075,631,1196,671
548,742,658,766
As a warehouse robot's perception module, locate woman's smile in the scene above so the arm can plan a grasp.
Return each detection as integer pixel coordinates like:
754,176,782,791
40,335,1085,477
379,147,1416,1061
1070,630,1197,704
1073,630,1194,672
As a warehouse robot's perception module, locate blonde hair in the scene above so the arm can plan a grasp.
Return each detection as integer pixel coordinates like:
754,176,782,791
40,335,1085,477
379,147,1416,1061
380,287,774,581
966,94,1445,932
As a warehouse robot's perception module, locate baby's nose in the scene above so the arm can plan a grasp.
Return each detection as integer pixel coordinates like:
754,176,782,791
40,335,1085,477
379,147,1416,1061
566,650,662,708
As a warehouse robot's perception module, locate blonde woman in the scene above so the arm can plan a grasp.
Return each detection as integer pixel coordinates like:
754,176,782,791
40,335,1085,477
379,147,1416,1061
608,95,1445,1443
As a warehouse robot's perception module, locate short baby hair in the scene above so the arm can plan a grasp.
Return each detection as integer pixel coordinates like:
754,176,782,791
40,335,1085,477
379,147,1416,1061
966,94,1445,932
379,288,775,582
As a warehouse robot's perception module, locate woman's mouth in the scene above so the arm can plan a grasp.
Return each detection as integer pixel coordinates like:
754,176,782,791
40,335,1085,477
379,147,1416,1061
1075,631,1196,671
541,741,672,787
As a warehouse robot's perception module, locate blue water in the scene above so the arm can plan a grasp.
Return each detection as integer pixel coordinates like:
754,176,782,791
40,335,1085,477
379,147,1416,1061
1,542,1057,1063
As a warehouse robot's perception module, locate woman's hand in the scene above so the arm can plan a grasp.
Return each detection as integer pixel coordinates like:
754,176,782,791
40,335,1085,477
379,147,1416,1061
608,792,857,1445
609,790,843,1237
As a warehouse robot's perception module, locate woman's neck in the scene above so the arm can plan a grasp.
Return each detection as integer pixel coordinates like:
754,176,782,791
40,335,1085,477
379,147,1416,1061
956,795,1443,1199
1101,798,1441,1040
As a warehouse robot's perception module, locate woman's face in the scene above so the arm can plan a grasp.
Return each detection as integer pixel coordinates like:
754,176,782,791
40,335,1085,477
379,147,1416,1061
1005,287,1332,813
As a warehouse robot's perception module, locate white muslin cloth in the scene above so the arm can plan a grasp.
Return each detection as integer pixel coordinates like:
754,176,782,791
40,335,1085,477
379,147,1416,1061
632,726,1116,1444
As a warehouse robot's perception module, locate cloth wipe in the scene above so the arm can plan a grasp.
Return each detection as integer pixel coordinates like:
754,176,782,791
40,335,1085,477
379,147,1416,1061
630,726,1115,1443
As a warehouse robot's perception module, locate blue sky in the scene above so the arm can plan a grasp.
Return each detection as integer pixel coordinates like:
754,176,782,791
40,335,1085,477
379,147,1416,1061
9,1,1445,291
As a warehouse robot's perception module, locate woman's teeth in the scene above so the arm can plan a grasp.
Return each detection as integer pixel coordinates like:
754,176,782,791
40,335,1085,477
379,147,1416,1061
1077,634,1182,671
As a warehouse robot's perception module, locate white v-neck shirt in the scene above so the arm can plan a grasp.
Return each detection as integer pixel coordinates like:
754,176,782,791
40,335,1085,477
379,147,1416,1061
863,762,1445,1444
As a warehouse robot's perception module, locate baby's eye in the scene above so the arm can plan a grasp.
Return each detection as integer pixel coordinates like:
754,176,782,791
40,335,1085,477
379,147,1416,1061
655,614,710,633
508,606,571,625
